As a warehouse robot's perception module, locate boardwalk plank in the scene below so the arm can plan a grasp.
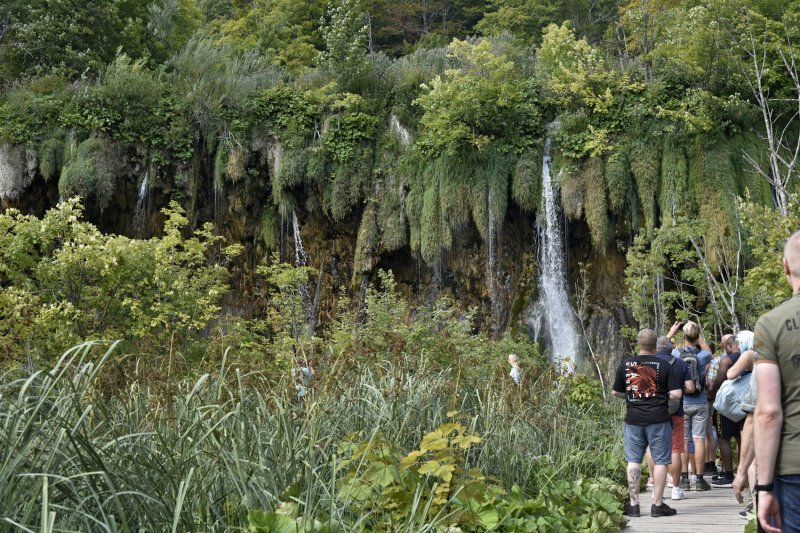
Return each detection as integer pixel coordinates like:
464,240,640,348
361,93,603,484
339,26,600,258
622,485,748,532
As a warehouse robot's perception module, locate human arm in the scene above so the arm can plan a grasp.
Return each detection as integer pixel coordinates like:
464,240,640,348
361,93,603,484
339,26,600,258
683,379,695,395
697,334,712,353
612,390,626,399
755,361,783,533
710,356,732,393
666,321,682,340
727,350,755,380
668,388,683,401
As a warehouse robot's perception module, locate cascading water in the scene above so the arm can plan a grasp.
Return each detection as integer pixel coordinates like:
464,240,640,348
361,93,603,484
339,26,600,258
292,210,308,267
389,113,411,147
529,137,580,373
487,186,498,334
132,171,149,237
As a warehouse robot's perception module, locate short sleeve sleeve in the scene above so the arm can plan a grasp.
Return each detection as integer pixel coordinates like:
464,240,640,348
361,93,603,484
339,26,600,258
612,361,627,394
754,316,777,363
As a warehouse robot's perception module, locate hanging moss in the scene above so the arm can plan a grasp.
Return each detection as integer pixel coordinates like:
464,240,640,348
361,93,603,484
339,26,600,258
326,144,373,221
732,130,773,206
213,142,227,194
690,135,738,265
511,148,542,212
421,178,442,265
605,148,632,216
629,137,661,236
375,146,409,252
559,158,585,221
659,136,690,226
38,134,64,182
226,145,247,183
584,156,610,252
406,173,423,254
353,200,380,276
436,155,472,237
487,150,511,234
58,136,118,210
258,202,278,250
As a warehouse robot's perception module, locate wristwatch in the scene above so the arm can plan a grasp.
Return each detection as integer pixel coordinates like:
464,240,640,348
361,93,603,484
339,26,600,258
754,483,774,493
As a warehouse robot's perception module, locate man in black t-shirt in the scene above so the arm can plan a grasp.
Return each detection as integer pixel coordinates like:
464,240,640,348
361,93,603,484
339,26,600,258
613,328,683,518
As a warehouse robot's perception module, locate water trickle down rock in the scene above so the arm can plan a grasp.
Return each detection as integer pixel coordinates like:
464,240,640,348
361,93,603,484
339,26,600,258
389,114,412,147
132,171,149,237
527,137,581,373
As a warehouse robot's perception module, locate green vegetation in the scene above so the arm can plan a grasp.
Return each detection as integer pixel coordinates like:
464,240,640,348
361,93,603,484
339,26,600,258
0,206,625,530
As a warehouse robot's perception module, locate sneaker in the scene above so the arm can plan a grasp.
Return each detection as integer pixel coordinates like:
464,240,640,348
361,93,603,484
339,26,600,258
694,478,712,491
679,478,691,490
671,487,686,500
651,502,678,517
704,462,719,476
711,475,734,488
624,502,641,517
739,503,754,520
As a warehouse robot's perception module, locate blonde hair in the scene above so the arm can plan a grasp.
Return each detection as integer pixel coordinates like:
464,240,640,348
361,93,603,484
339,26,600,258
683,321,700,343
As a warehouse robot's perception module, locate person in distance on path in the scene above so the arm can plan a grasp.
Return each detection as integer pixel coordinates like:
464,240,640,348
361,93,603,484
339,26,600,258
613,328,682,518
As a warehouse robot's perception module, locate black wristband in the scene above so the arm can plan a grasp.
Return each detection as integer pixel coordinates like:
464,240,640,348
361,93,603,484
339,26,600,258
754,483,774,493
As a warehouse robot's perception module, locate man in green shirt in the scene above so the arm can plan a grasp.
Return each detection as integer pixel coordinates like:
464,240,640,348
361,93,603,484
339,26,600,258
754,230,800,533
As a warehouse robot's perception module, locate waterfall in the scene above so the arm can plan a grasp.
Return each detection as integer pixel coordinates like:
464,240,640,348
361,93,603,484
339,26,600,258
530,137,580,373
389,114,411,147
487,186,497,334
292,210,308,267
132,171,148,237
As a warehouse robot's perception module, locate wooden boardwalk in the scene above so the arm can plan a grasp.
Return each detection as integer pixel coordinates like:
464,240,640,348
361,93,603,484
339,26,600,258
624,485,748,532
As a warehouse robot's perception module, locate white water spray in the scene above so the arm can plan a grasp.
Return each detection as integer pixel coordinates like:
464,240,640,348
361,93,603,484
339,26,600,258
132,171,149,236
532,137,579,373
389,114,411,147
292,210,308,267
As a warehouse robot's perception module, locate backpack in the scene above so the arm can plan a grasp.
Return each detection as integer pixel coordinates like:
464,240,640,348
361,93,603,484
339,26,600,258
680,347,704,397
665,356,682,415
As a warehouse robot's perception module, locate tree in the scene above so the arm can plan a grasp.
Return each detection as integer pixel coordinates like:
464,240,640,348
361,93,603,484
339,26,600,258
730,8,800,216
320,0,370,89
0,0,151,82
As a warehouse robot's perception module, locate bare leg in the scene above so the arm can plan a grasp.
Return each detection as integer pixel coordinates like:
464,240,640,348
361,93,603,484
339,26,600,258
646,447,654,482
628,463,642,506
670,451,681,490
693,437,706,477
652,464,668,505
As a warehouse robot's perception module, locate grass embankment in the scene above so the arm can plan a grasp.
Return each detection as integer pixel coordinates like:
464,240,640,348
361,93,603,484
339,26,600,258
0,341,626,532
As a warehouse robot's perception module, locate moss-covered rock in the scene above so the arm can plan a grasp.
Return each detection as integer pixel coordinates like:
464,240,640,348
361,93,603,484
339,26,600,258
58,137,119,210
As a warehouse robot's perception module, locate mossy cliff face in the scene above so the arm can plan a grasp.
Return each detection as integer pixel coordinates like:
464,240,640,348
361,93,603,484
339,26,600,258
0,117,776,373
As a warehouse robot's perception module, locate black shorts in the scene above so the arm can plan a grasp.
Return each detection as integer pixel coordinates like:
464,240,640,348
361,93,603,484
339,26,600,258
715,410,743,439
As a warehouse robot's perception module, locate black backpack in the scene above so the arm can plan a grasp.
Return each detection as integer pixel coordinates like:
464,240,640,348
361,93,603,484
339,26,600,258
665,356,682,415
680,347,704,397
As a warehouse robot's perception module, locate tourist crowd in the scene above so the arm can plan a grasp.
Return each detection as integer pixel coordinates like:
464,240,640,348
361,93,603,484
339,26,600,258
612,230,800,532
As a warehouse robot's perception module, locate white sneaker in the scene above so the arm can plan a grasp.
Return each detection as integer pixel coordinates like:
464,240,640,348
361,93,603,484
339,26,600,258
671,487,686,500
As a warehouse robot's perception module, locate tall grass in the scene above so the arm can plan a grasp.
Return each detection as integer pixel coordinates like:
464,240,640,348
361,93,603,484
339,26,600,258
0,342,624,531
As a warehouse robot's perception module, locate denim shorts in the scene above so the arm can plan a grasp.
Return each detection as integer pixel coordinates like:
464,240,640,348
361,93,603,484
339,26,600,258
684,402,708,438
624,421,672,465
771,474,800,532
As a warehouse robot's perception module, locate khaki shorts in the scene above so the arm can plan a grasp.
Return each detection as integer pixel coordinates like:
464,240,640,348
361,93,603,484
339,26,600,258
683,403,708,439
